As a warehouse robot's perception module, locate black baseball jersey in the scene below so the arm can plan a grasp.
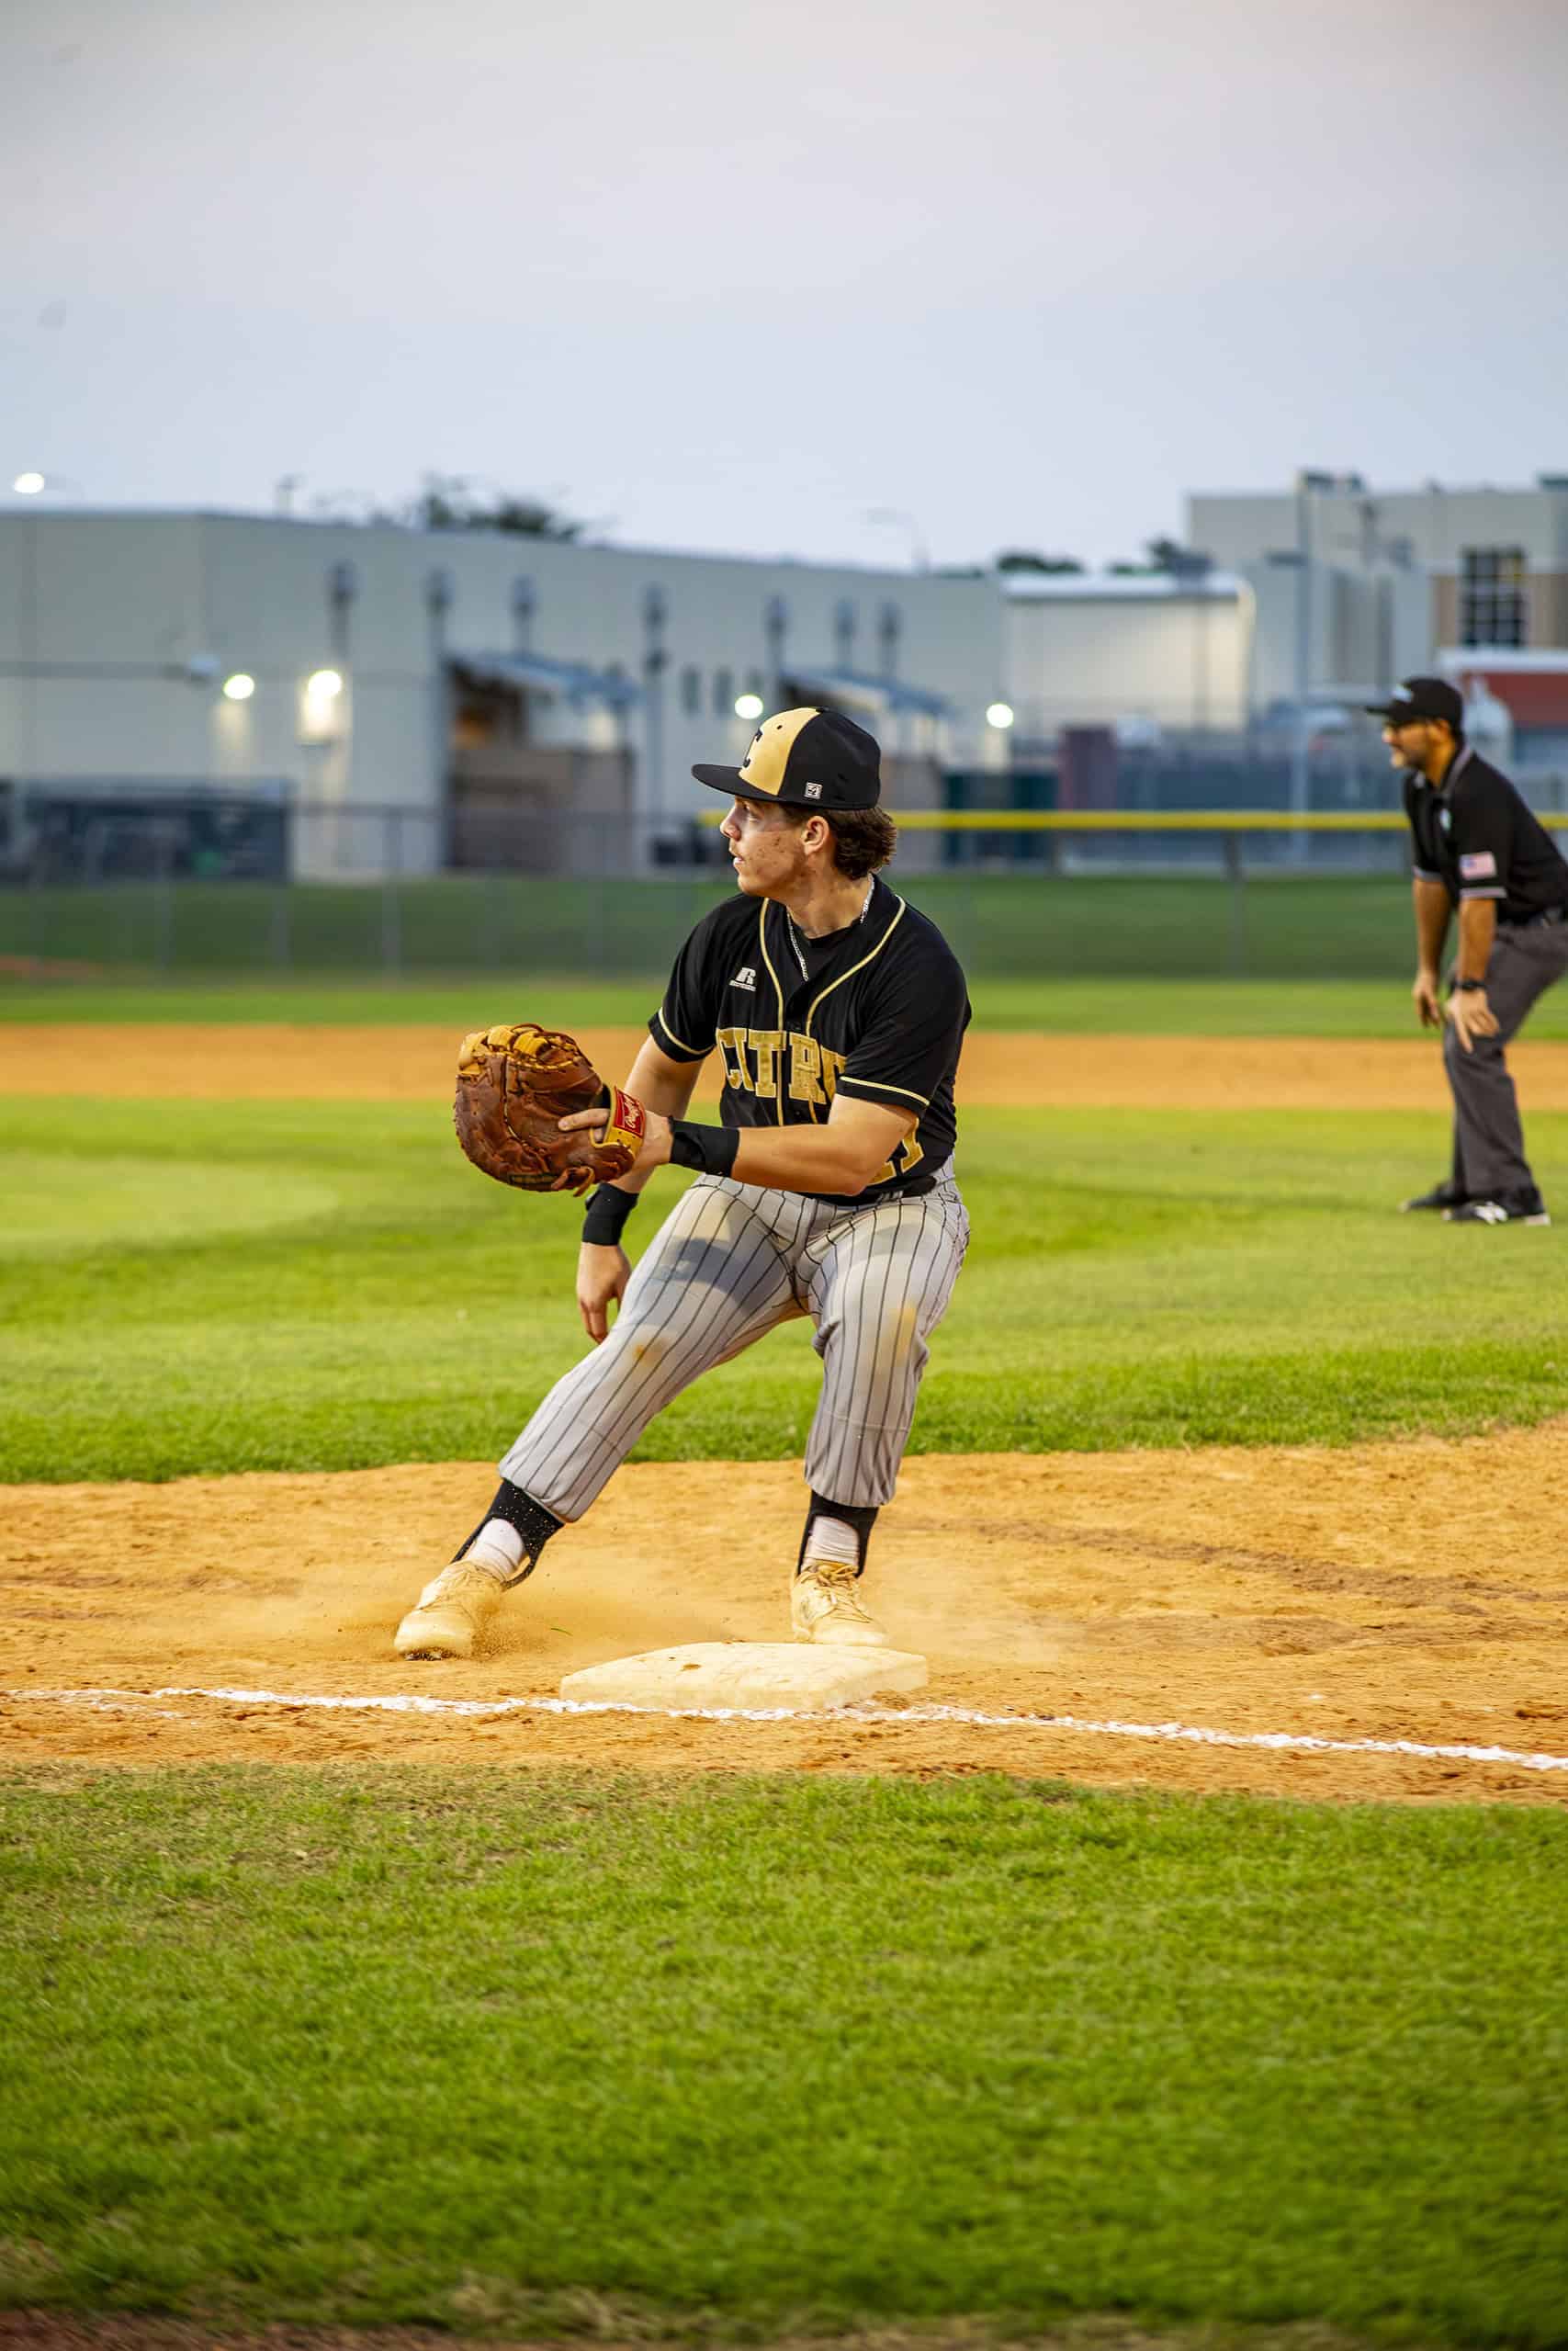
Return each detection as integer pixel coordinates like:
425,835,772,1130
1404,746,1568,924
649,875,970,1203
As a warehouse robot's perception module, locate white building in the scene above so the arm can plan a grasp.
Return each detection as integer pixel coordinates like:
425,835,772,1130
1002,571,1251,744
0,511,1008,876
7,473,1567,882
1187,471,1568,752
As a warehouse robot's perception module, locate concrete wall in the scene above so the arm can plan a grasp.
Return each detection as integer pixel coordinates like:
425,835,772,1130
0,511,1007,875
1003,583,1248,733
1236,557,1430,707
448,747,636,876
1187,480,1568,677
1189,480,1568,577
427,533,1005,819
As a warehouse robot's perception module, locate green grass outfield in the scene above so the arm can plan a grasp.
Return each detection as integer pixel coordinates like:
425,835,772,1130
3,1769,1567,2349
6,966,1568,2351
3,1090,1566,1481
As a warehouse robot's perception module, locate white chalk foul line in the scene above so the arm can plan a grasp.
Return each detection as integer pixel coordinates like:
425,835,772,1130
4,1682,1567,1775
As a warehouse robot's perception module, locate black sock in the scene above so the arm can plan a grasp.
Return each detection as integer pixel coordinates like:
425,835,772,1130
454,1480,564,1584
797,1493,880,1576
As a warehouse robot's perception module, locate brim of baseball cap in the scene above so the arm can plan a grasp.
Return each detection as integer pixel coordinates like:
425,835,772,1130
691,763,816,804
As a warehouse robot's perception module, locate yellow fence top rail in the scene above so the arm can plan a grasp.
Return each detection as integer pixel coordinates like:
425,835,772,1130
704,807,1568,832
882,808,1568,833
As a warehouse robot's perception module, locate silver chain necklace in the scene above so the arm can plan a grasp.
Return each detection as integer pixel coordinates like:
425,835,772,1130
786,881,874,983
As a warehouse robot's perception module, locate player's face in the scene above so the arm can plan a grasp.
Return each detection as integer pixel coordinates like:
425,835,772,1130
1383,718,1429,770
720,797,809,899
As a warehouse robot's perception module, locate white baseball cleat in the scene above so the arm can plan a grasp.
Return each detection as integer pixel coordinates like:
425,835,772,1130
394,1563,505,1660
791,1557,889,1646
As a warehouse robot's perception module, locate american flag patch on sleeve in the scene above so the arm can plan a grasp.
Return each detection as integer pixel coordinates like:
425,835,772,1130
1459,851,1498,879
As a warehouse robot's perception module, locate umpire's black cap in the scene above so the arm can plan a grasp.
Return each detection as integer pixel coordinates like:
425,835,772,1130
694,706,882,809
1365,675,1464,730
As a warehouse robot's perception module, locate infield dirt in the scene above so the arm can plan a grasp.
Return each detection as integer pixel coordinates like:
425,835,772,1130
7,1022,1568,1109
6,1434,1568,1806
6,1022,1567,1807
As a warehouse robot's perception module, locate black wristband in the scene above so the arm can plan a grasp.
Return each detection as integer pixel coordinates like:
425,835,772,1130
581,1183,638,1246
1450,977,1486,994
669,1120,740,1177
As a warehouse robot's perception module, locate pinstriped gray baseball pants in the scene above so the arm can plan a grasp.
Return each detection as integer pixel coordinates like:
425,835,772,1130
1445,919,1568,1197
499,1166,970,1521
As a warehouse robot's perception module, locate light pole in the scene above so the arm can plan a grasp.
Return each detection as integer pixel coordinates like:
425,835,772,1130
833,597,857,674
764,594,788,710
642,585,668,829
1291,471,1319,862
425,567,454,885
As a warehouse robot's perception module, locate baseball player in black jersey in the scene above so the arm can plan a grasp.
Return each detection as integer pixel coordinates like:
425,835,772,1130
1371,675,1568,1226
395,707,972,1660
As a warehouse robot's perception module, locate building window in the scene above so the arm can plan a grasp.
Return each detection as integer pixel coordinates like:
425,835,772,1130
713,667,733,716
681,665,702,715
1461,548,1528,647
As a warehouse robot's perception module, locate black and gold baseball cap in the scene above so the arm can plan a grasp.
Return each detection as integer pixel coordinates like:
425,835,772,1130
693,706,882,809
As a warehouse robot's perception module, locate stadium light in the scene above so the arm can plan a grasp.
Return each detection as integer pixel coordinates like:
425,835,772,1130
13,472,46,495
986,701,1015,729
734,693,765,721
306,668,344,699
222,673,256,702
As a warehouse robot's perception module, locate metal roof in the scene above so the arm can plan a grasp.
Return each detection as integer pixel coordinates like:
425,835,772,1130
1001,571,1243,603
451,650,642,710
782,666,951,718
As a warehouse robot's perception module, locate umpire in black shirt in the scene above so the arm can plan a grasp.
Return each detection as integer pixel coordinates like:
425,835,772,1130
1369,675,1568,1226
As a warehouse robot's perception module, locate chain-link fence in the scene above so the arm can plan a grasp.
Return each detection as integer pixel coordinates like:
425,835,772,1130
4,777,1566,984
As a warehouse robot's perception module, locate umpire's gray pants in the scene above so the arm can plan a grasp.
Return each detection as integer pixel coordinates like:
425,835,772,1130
1446,920,1568,1198
500,1167,969,1523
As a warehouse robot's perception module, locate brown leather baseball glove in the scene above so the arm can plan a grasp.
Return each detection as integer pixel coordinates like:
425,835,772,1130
454,1023,647,1196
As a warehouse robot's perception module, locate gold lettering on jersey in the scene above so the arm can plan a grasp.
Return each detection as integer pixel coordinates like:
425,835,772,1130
869,1131,924,1189
750,1030,784,1101
722,1030,876,1124
716,1026,750,1091
788,1035,826,1107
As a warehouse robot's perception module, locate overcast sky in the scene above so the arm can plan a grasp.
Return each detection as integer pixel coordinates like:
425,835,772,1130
5,0,1566,571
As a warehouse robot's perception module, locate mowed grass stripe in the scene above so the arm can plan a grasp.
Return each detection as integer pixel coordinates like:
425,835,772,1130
1,1769,1564,2345
2,1098,1565,1480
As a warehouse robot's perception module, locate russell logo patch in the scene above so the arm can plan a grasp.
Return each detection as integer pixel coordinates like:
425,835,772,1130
731,966,758,991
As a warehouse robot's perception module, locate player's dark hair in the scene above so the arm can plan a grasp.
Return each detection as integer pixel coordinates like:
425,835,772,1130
784,803,897,879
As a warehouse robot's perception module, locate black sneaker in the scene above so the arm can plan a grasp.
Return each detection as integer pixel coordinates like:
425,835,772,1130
1444,1189,1551,1226
1401,1180,1467,1213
